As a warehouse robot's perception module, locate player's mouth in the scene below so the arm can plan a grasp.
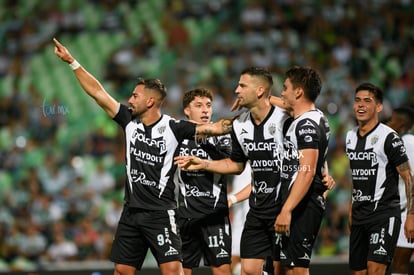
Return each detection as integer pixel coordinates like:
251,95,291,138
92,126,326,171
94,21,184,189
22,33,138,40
200,116,209,122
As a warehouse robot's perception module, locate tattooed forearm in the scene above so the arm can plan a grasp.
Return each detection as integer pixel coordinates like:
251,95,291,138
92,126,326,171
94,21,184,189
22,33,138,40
407,174,414,215
398,162,414,214
236,162,244,172
399,162,410,172
203,160,210,170
221,118,233,134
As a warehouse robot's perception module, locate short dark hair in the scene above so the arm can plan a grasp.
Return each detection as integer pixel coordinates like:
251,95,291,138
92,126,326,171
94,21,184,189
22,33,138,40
182,88,213,109
285,66,322,102
394,105,414,129
354,82,383,103
137,78,167,100
241,66,273,87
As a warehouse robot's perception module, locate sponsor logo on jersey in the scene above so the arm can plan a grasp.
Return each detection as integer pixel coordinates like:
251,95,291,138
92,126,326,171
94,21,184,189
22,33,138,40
251,159,282,169
241,128,248,135
346,150,378,166
280,251,287,260
351,168,376,176
165,246,179,256
131,171,157,186
132,129,166,150
185,186,214,198
243,141,280,152
298,128,316,136
130,148,164,163
392,140,403,148
216,248,229,258
179,147,209,158
252,181,275,194
352,189,372,202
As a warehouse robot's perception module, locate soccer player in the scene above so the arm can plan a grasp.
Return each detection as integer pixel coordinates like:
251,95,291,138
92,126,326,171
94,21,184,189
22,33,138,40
345,83,414,275
176,88,232,275
274,66,330,275
175,66,290,275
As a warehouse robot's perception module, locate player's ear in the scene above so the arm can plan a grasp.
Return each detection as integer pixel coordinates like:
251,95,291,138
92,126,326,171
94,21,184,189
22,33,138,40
295,87,303,99
147,97,155,108
376,103,383,113
256,86,265,98
184,107,190,118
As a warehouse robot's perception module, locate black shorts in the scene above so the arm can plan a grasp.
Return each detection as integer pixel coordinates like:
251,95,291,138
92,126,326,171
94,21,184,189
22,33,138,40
240,211,280,261
109,207,182,270
280,205,324,268
349,216,400,271
178,214,231,268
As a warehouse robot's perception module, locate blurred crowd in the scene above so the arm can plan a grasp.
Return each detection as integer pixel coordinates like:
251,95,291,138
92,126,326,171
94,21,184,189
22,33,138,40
1,0,414,271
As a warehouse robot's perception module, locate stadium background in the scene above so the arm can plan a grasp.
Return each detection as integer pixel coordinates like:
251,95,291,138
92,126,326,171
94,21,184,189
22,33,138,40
0,0,413,274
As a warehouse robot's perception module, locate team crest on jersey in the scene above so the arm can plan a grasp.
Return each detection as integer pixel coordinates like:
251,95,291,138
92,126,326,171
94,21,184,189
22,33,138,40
268,123,276,135
158,125,166,134
370,135,379,145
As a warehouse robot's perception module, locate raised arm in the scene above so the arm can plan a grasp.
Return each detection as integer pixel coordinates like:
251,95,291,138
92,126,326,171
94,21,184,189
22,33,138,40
269,95,285,109
195,116,237,138
396,161,414,242
230,95,285,112
53,38,119,118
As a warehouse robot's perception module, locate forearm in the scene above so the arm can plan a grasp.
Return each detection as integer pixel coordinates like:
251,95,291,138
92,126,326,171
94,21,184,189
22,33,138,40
403,172,414,215
233,183,251,202
228,183,251,207
72,67,119,117
282,149,317,212
269,95,285,109
282,170,314,212
202,158,244,174
397,162,414,215
196,116,236,137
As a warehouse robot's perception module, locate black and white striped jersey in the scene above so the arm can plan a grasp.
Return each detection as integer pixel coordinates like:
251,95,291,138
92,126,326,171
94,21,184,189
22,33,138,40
346,123,408,225
280,109,330,211
230,105,289,219
176,135,232,219
113,104,196,210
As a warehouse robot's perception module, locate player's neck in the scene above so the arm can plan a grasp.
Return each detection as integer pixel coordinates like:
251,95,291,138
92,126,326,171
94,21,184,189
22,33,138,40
292,101,315,119
358,118,379,136
250,101,272,125
141,109,162,126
